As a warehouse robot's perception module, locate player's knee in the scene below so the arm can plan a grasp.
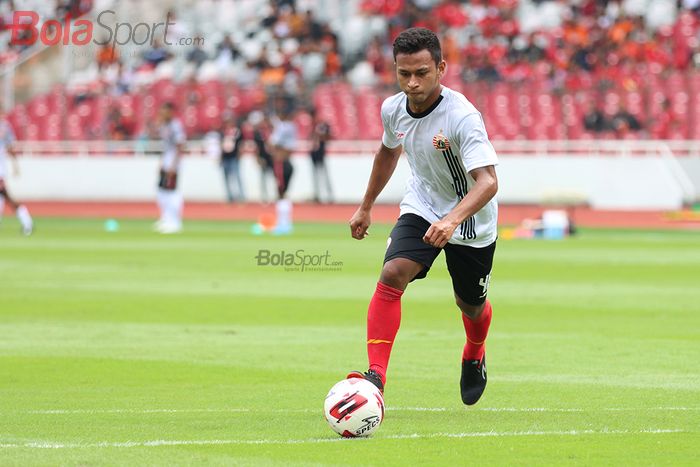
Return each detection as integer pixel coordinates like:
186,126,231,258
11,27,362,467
457,296,484,320
379,261,411,290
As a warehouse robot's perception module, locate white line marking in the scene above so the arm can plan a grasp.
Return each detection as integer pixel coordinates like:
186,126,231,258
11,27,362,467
26,408,252,415
19,406,699,415
473,407,700,413
0,429,686,449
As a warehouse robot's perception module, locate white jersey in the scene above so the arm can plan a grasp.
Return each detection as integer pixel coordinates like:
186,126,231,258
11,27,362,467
159,118,186,171
0,119,16,179
269,118,297,152
381,86,498,247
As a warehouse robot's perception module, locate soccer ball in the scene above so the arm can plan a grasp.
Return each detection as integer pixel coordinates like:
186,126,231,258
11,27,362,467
323,378,385,438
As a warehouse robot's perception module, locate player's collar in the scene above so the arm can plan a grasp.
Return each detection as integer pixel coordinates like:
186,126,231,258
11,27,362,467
405,92,444,119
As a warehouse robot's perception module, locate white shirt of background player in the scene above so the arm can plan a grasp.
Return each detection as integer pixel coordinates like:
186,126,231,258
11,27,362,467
159,118,186,172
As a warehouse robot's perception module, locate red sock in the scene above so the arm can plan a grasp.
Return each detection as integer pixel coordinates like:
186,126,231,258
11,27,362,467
461,300,492,361
367,281,403,384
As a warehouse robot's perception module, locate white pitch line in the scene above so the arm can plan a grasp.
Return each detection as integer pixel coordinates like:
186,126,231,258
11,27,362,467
20,406,700,415
26,408,253,415
0,429,686,449
472,407,700,413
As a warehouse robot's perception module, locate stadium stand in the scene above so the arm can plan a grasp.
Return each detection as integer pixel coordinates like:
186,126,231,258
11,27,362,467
6,0,700,141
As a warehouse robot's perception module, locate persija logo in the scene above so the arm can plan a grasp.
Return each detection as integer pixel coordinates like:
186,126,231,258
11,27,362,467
9,10,175,47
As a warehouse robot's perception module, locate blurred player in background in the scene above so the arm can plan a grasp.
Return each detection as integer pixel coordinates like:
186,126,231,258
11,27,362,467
155,102,186,234
220,115,245,203
309,108,334,204
250,111,275,204
348,28,498,405
0,111,33,236
268,107,297,234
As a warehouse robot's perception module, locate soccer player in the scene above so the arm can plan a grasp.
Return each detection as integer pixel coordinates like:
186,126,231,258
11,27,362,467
249,111,275,203
308,108,334,203
347,28,498,406
155,102,186,234
268,107,298,234
0,111,33,236
219,115,245,203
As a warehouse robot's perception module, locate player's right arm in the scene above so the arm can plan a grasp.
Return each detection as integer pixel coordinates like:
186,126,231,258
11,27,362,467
349,143,402,240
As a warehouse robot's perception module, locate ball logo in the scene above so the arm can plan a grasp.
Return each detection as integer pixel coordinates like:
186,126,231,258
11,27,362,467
355,416,381,435
328,392,368,423
432,130,450,151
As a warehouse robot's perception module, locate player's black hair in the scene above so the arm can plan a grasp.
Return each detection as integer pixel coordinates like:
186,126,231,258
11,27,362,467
392,27,442,66
162,102,176,111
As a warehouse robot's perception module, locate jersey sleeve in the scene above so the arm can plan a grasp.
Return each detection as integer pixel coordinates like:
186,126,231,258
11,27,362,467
3,122,16,146
454,113,498,172
381,99,401,149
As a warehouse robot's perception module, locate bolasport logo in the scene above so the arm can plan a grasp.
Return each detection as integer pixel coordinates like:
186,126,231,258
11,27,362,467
255,249,344,272
8,10,204,48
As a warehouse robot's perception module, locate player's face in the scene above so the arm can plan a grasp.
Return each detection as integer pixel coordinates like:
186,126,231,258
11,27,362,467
159,106,172,122
395,50,445,109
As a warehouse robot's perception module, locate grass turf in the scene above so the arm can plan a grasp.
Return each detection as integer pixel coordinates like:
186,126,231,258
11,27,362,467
0,217,698,466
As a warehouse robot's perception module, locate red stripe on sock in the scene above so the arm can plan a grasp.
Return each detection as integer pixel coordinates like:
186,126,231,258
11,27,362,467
367,281,403,385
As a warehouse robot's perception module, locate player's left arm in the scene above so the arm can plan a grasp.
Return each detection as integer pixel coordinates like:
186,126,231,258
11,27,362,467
423,112,498,248
423,166,498,248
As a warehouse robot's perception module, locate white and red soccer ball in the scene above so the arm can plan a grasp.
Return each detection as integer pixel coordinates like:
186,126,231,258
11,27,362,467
323,378,385,438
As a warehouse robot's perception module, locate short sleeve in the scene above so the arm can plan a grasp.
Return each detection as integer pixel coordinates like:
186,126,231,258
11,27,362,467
454,113,498,173
381,100,401,149
3,122,15,146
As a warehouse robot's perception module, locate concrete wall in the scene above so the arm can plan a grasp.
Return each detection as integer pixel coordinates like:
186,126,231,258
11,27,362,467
6,152,689,210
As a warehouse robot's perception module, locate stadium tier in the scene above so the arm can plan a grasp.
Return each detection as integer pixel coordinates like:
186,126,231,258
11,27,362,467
5,0,700,141
7,71,699,141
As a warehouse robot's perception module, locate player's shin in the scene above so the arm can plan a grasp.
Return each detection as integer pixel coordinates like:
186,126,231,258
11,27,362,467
367,281,403,385
16,205,33,235
166,191,183,227
156,189,168,222
275,198,293,232
461,300,492,362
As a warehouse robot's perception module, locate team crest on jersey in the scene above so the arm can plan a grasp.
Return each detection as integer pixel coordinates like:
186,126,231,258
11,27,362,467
432,131,450,150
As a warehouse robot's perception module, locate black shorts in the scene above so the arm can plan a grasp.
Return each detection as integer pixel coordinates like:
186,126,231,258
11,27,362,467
384,213,496,306
274,159,293,198
311,150,325,165
158,170,178,191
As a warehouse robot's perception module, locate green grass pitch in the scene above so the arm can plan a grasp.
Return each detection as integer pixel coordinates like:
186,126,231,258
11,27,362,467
0,217,698,465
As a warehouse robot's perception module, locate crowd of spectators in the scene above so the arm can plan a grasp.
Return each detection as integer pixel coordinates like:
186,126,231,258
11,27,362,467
354,0,700,90
7,0,700,141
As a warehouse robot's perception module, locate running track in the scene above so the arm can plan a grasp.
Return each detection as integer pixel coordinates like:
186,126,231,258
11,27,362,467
19,202,700,229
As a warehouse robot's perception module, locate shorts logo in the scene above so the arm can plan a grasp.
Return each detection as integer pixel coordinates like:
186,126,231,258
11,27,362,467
432,130,450,150
386,237,392,250
395,131,406,139
479,274,491,298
